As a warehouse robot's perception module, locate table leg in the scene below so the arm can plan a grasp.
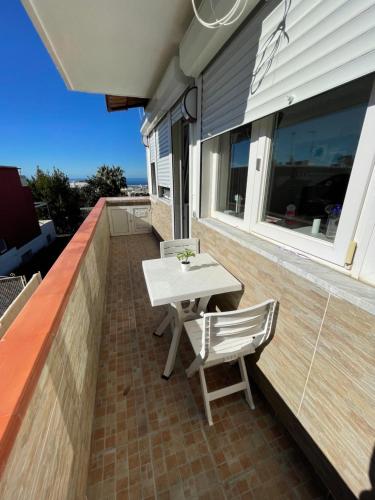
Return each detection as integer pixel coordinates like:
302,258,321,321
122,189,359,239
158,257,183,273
161,296,211,379
196,296,211,315
162,302,183,379
153,307,171,337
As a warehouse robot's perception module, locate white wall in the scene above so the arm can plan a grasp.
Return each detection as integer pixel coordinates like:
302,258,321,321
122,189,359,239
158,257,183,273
0,220,56,275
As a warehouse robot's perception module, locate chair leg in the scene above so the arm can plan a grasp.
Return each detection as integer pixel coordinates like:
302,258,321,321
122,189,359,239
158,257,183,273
154,309,171,337
239,356,255,410
186,355,202,378
199,366,213,426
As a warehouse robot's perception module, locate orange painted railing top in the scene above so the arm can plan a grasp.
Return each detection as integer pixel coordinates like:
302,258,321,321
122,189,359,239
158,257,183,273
0,198,106,476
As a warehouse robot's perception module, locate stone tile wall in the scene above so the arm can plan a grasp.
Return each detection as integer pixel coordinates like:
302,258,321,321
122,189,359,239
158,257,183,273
192,218,375,498
0,208,110,499
150,198,173,241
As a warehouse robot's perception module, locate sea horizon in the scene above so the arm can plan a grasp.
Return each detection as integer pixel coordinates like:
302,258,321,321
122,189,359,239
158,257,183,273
69,176,147,185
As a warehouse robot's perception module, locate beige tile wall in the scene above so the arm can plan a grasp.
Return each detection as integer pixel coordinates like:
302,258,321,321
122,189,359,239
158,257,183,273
0,209,110,500
192,219,375,497
150,198,173,241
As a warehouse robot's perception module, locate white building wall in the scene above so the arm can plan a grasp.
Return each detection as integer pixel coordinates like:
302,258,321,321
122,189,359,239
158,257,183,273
0,220,56,275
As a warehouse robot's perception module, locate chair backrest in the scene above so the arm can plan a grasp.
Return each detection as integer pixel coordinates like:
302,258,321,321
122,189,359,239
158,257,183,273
200,299,276,362
160,238,200,258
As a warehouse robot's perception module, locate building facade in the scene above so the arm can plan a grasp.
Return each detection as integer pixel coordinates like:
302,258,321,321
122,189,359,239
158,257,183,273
0,166,56,275
0,166,41,250
16,0,375,497
141,2,375,497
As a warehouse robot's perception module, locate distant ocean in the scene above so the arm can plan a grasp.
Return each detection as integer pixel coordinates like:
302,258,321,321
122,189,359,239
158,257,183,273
127,177,147,185
70,177,147,186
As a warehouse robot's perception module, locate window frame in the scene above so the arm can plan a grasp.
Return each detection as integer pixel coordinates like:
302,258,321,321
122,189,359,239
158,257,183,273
210,126,253,232
248,78,375,266
158,185,171,201
150,162,157,195
203,76,375,268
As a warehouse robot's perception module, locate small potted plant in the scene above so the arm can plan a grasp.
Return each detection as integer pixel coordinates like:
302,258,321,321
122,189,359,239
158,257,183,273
177,248,195,272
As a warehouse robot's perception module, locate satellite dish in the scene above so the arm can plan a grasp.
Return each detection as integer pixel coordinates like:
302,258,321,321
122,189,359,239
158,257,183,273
181,86,198,122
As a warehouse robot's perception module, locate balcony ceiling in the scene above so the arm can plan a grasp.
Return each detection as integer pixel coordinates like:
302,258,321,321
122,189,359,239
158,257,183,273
22,0,193,98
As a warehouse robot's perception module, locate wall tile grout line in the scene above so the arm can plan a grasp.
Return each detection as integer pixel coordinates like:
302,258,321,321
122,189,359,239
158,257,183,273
297,294,331,417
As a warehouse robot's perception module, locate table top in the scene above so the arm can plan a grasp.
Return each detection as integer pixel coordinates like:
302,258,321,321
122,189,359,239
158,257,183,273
142,253,242,307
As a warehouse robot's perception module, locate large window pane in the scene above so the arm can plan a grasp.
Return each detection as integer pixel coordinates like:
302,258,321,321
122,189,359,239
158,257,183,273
216,124,251,219
263,76,373,241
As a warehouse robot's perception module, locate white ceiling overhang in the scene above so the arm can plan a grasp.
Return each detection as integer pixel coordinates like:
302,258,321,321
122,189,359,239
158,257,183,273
140,57,191,137
180,0,261,78
21,0,193,98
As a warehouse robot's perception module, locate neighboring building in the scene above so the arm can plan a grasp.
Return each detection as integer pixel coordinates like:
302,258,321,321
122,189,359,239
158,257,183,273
0,166,56,275
2,1,373,499
69,180,87,189
123,184,149,197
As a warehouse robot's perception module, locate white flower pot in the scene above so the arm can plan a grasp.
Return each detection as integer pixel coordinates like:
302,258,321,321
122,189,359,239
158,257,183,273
180,261,191,272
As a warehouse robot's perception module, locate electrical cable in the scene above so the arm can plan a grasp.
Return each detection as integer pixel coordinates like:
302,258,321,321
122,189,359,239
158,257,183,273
191,0,247,29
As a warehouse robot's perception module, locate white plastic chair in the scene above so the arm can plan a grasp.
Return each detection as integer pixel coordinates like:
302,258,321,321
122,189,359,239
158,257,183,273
184,299,276,425
154,238,200,338
160,238,199,258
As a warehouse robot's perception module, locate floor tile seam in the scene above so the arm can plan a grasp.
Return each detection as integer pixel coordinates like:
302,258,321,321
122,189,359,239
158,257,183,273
180,370,229,499
126,239,158,499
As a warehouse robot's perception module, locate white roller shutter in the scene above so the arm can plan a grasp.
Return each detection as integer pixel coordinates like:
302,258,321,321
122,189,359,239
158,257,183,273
202,0,375,139
155,116,171,187
171,100,183,125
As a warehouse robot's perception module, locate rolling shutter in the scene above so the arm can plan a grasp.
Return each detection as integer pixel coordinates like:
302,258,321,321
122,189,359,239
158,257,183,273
155,116,171,187
171,100,183,125
202,0,375,140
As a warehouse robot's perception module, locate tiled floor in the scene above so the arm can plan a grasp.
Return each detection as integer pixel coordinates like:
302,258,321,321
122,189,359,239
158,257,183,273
86,234,326,500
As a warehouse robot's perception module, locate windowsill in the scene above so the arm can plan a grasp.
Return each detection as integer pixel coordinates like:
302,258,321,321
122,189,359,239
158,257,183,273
150,195,171,206
198,217,375,316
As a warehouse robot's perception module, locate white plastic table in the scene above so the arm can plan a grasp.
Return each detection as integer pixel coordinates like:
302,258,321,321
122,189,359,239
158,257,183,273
142,253,242,378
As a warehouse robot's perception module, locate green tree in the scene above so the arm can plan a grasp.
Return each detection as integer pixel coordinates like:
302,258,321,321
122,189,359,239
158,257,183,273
28,167,82,234
81,165,127,206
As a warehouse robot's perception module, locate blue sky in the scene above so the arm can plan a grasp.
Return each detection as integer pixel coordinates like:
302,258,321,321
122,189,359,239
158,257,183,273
0,1,147,180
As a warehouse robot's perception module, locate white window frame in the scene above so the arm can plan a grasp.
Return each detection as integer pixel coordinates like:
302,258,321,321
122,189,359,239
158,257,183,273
210,126,253,232
158,185,171,201
248,78,375,266
203,76,375,268
150,162,157,195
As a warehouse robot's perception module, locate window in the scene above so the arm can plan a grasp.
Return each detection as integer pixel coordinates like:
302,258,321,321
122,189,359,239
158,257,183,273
261,80,371,242
150,162,157,195
158,186,171,201
201,74,375,266
216,125,251,219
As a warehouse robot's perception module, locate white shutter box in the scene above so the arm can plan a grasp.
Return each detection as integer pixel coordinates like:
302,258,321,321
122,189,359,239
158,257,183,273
155,116,171,187
201,0,375,140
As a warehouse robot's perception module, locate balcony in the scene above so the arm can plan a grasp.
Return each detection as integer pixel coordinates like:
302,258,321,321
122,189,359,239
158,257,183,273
0,198,354,499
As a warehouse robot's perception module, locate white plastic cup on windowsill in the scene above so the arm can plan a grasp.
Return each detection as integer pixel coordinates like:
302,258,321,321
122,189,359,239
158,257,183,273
311,218,321,234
